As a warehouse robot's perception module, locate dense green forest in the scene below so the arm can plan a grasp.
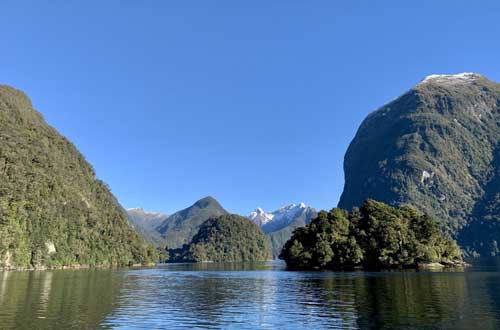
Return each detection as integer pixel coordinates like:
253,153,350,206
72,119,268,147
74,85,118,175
280,200,462,270
0,85,157,269
178,214,272,262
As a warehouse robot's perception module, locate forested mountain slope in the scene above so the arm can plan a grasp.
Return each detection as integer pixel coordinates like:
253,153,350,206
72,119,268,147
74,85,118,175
0,85,155,269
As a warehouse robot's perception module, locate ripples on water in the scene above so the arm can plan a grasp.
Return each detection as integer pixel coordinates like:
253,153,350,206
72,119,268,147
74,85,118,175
1,260,500,329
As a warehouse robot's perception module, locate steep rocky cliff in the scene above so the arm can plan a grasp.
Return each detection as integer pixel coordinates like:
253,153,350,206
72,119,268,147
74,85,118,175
338,73,500,256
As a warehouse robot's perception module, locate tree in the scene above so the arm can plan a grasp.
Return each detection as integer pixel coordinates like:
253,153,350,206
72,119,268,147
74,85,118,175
280,200,463,270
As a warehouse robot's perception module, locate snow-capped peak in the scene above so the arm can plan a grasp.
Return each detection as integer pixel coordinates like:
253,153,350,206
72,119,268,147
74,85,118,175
273,203,307,218
248,202,313,227
255,207,265,214
248,207,274,226
419,72,483,85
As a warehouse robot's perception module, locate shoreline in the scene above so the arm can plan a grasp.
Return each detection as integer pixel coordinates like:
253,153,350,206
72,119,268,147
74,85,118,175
1,260,472,272
0,262,157,272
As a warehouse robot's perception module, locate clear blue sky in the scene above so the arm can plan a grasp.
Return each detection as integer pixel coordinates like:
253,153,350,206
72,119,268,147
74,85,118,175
2,1,500,215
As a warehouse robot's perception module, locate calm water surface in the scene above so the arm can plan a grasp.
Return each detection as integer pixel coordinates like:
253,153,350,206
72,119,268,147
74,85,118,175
1,260,500,329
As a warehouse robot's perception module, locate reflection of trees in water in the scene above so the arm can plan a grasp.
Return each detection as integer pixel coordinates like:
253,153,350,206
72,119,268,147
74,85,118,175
118,270,277,327
0,270,11,305
0,269,122,330
465,259,500,330
2,265,500,329
39,271,53,313
165,262,274,272
292,271,500,330
352,272,498,330
293,275,360,329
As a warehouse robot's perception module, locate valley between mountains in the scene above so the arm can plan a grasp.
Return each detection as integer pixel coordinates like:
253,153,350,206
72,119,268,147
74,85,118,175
127,197,317,259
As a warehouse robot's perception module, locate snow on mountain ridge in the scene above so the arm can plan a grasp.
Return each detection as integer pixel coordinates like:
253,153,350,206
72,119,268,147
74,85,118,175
248,202,312,227
419,72,483,85
248,207,274,226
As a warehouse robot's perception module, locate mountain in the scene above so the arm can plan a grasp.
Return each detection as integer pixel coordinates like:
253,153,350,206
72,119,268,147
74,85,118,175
248,207,274,226
127,208,168,230
180,214,272,262
0,85,156,269
248,203,317,258
156,196,227,249
126,208,168,245
338,73,500,257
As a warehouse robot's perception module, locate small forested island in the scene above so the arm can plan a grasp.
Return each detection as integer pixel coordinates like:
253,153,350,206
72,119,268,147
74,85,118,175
174,214,272,262
280,200,464,270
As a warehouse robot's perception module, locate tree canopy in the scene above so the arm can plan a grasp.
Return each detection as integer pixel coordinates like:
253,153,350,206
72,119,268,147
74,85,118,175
180,214,272,263
280,200,462,270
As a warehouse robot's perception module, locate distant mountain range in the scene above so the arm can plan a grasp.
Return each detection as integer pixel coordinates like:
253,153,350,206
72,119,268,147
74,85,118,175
127,208,168,230
126,208,168,245
127,197,228,249
248,203,317,257
128,197,317,258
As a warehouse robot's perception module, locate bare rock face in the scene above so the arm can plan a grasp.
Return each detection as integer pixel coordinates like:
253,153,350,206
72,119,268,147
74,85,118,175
45,241,56,255
338,73,500,257
2,251,13,269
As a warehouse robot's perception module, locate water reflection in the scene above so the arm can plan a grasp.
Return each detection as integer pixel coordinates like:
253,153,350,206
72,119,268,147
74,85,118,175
38,271,53,315
0,270,11,304
0,261,499,329
0,269,123,330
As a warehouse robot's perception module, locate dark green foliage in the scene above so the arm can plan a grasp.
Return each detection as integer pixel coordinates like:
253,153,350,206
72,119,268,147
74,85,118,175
280,200,462,270
156,245,169,263
0,85,157,269
181,214,272,262
265,208,317,258
338,74,500,257
156,196,227,249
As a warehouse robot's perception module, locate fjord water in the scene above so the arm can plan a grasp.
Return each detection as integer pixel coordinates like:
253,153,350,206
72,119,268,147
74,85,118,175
1,261,500,330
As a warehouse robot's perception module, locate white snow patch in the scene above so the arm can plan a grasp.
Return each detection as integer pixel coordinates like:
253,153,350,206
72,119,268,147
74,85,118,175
419,72,482,85
248,203,313,228
248,208,274,226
